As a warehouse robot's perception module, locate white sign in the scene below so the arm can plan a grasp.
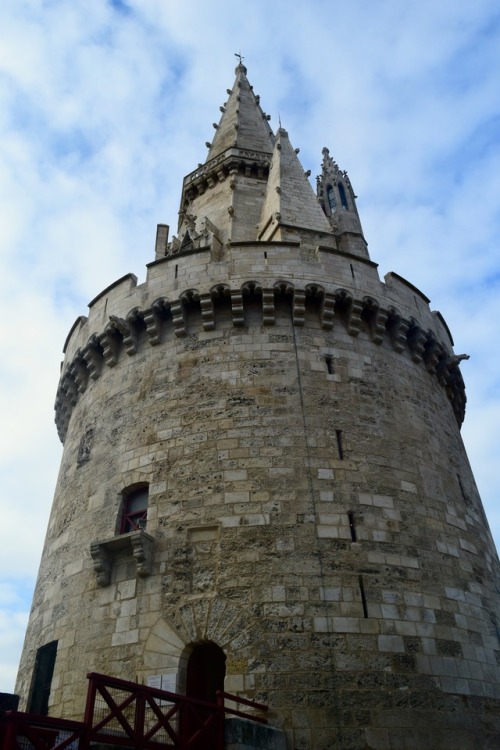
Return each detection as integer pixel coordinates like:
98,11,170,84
147,674,177,706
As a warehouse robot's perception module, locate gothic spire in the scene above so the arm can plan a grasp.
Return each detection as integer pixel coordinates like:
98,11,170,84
317,147,369,259
258,128,333,243
206,63,275,161
176,64,276,247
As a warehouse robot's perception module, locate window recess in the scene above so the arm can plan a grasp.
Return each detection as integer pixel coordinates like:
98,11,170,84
90,485,152,586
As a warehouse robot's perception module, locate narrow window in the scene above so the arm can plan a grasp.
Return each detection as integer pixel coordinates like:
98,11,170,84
338,182,348,210
325,356,334,374
175,264,178,279
28,641,58,715
336,429,344,460
348,511,357,542
326,185,336,212
264,251,268,266
457,474,467,502
358,576,368,618
350,263,355,279
491,616,500,645
121,486,149,533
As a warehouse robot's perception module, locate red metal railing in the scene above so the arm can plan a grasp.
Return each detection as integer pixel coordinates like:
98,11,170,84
85,671,222,749
0,711,86,750
216,691,268,724
1,672,268,750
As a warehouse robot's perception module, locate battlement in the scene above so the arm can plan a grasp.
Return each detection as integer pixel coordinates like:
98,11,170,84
62,240,451,355
55,264,466,442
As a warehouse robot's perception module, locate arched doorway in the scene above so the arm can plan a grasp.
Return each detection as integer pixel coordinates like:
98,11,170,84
182,642,226,749
186,642,226,703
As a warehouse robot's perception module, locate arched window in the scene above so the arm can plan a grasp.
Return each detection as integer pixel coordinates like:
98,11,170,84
326,185,336,212
338,182,348,210
120,486,148,533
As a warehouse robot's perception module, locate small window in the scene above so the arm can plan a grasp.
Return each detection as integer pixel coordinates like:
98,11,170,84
348,511,357,542
338,182,348,210
326,185,336,212
121,487,148,533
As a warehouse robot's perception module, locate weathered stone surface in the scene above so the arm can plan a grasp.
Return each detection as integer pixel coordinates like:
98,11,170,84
225,717,286,750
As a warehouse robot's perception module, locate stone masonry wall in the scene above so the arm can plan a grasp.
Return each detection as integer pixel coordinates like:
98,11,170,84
16,242,500,750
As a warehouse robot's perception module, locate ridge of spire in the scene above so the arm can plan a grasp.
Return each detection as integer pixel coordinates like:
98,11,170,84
206,64,275,162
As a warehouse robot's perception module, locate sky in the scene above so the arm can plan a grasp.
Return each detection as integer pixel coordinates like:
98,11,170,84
1,0,499,693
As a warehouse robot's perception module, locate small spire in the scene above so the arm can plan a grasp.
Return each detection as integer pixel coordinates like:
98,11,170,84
317,145,369,259
258,128,332,241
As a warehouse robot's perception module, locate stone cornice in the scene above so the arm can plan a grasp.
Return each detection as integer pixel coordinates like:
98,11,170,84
181,148,272,210
55,280,466,442
183,147,273,187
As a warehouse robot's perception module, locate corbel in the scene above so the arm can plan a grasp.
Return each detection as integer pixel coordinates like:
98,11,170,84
262,288,275,326
320,293,335,330
200,292,215,331
406,322,427,364
90,542,112,587
293,289,306,327
230,289,245,326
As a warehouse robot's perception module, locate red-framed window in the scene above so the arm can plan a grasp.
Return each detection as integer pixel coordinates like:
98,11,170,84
120,487,148,533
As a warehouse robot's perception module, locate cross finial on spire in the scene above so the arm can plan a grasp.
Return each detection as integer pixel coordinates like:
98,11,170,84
234,52,244,64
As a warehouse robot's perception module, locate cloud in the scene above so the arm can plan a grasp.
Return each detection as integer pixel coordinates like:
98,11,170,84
0,586,31,692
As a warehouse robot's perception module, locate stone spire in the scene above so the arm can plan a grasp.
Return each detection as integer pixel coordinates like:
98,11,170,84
317,146,369,259
206,63,275,161
258,128,334,245
175,64,276,249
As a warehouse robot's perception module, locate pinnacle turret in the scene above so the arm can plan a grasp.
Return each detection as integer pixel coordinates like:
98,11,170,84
317,146,369,259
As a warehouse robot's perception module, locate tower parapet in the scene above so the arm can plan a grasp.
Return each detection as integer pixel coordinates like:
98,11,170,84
54,255,466,443
17,65,500,750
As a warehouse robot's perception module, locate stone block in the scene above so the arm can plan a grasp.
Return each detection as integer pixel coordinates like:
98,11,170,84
378,635,405,653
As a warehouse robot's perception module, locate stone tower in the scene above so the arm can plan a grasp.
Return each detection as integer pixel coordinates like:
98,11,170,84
16,64,500,749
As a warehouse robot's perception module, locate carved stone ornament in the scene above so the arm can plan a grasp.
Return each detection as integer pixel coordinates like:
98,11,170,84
90,530,154,587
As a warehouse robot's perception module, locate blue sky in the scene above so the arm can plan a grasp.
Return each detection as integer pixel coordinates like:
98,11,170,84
1,0,500,692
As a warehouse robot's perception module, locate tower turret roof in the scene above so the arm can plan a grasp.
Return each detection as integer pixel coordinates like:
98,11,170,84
206,63,275,161
258,128,333,242
176,66,335,249
177,64,277,245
